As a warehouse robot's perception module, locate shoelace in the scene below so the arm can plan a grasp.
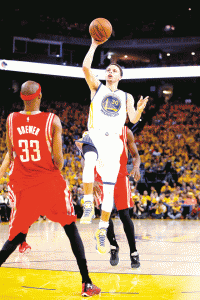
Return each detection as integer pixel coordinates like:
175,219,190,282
86,283,93,290
131,255,139,262
83,202,93,217
109,249,117,260
110,249,117,257
98,230,106,247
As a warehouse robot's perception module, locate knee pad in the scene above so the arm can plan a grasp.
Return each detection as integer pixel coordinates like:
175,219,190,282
82,151,97,183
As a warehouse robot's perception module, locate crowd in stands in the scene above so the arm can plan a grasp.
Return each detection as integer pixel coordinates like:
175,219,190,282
2,7,199,41
130,102,200,220
0,98,200,222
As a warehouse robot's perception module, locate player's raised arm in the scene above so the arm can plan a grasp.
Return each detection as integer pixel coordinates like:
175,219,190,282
127,93,149,124
82,39,103,97
52,115,64,171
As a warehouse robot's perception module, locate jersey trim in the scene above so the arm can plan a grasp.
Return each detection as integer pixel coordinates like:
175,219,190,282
91,83,102,102
45,113,54,153
8,113,14,147
122,126,128,159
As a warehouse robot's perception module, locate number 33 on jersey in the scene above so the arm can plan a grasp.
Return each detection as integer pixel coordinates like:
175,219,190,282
7,112,59,178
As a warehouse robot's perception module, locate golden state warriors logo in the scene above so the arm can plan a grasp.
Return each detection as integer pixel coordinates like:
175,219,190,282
101,94,121,117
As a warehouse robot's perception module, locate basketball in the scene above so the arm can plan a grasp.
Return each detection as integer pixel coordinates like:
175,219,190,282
89,18,112,42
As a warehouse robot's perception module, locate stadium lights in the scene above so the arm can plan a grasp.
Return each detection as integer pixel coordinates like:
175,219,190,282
0,59,200,80
163,90,172,94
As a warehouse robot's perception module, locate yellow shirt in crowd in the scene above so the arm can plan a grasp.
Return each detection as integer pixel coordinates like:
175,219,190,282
141,195,151,206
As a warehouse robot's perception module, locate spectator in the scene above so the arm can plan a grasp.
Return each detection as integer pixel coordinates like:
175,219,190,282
140,190,151,213
180,181,187,193
130,188,140,218
134,199,148,219
168,200,183,219
150,186,157,197
160,181,172,194
186,203,200,220
149,191,159,216
0,189,11,222
182,192,197,216
0,184,4,195
174,185,182,197
162,192,173,215
188,181,197,192
151,199,167,219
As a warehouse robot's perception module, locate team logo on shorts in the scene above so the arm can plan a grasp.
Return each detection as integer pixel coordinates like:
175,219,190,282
101,94,121,117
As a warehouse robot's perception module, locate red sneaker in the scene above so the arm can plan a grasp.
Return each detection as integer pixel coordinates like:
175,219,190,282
81,283,101,297
19,242,31,254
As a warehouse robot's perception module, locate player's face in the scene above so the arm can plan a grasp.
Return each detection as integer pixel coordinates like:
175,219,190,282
105,65,121,83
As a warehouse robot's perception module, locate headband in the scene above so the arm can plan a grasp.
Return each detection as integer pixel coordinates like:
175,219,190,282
20,84,41,101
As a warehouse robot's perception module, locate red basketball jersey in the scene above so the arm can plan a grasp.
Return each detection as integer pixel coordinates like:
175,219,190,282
7,111,62,191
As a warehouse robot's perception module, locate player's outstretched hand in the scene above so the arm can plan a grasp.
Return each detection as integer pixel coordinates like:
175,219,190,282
137,96,149,113
129,166,140,182
91,37,107,47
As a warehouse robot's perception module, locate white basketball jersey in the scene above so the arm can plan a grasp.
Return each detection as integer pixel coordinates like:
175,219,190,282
88,83,127,134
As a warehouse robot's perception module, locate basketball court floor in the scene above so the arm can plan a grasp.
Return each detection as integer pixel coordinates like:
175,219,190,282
1,218,200,299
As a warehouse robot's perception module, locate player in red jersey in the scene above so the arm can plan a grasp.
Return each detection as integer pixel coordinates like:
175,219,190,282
0,81,100,297
77,126,141,268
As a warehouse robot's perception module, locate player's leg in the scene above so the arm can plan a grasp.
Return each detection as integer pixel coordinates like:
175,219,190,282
107,217,120,266
80,144,98,224
114,176,140,268
8,186,31,254
95,135,123,254
18,232,31,254
46,179,101,296
0,233,27,266
95,183,115,254
0,188,39,266
63,222,100,296
118,209,140,268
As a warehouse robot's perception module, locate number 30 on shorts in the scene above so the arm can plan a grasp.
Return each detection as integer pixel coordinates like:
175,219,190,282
19,139,41,162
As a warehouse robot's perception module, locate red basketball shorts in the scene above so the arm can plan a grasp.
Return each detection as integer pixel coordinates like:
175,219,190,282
8,178,76,241
114,176,133,211
94,175,133,211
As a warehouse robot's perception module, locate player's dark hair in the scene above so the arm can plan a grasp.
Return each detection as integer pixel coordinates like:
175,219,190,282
107,63,123,77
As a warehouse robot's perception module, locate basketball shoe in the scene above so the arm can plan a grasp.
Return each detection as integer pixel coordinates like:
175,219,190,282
80,201,94,224
130,251,140,268
95,228,107,254
19,242,31,254
109,246,119,266
81,282,101,297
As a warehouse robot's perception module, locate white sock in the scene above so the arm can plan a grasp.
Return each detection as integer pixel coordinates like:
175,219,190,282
131,251,138,256
99,220,109,229
83,194,93,204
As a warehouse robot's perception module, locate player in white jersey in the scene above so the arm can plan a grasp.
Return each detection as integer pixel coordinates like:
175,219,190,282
80,38,148,254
